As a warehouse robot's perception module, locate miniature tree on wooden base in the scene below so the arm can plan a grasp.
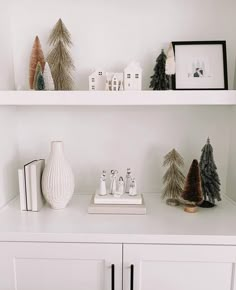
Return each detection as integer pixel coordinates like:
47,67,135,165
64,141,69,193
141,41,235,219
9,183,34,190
199,138,221,207
182,159,203,213
162,149,185,206
47,18,74,90
150,49,169,90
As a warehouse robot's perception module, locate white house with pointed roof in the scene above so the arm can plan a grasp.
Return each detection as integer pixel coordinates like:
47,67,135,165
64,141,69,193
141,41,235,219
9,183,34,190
89,69,106,91
124,62,142,91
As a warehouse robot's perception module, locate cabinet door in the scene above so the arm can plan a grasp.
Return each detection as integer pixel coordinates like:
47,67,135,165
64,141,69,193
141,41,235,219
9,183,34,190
123,244,236,290
0,242,122,290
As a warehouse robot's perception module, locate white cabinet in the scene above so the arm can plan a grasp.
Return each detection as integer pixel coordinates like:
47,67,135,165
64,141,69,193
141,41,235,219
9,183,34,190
123,244,236,290
0,242,122,290
1,241,236,290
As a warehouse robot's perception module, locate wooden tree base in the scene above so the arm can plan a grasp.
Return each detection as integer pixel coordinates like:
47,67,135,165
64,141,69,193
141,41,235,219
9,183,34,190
166,198,180,206
184,204,197,213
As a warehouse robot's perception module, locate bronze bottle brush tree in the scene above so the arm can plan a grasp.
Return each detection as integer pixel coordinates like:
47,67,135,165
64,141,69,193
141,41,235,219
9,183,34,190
181,159,203,213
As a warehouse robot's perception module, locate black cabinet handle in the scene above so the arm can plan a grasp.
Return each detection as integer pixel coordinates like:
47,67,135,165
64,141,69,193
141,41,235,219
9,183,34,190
111,264,115,290
130,264,134,290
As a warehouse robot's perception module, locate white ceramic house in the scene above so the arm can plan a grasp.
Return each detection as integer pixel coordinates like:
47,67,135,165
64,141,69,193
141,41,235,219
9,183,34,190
89,69,106,91
106,73,124,91
89,63,142,91
124,62,142,91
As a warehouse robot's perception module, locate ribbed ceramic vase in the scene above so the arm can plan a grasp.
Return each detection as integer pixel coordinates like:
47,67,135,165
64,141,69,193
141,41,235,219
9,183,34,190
42,141,75,209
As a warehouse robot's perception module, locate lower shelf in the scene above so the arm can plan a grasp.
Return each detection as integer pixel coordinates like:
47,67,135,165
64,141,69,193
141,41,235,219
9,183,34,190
0,193,236,244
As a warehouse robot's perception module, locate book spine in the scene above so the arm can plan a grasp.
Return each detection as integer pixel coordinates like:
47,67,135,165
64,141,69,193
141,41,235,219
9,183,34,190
30,164,37,212
24,164,32,211
18,169,27,211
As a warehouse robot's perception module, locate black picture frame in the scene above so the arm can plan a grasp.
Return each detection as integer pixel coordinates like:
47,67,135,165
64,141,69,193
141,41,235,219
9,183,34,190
172,41,228,90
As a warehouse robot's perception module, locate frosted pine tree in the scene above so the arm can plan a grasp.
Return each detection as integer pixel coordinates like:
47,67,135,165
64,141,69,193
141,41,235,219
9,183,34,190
43,62,55,90
150,50,169,90
199,138,221,206
162,149,185,206
165,43,176,89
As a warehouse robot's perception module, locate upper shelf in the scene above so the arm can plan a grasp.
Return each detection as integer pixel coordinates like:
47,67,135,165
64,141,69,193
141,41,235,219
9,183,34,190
0,90,236,106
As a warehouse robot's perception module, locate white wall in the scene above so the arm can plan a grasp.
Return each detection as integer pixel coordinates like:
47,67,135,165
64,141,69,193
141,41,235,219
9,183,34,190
11,0,236,90
0,107,19,208
226,106,236,201
16,106,231,194
0,2,14,89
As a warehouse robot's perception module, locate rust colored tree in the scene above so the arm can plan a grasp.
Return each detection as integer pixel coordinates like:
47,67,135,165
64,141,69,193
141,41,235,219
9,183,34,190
29,36,45,89
182,159,203,213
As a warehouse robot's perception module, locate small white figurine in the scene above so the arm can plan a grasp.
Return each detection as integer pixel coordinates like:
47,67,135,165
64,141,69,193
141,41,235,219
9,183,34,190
129,178,137,196
125,168,132,193
98,170,107,196
116,176,124,196
110,170,118,194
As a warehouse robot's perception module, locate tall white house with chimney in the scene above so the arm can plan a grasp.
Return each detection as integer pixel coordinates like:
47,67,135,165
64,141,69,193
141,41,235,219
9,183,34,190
124,62,142,91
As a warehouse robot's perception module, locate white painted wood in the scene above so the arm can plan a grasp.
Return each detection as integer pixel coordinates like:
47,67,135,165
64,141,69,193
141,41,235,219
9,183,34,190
0,242,122,290
123,244,236,290
0,90,236,105
1,194,236,244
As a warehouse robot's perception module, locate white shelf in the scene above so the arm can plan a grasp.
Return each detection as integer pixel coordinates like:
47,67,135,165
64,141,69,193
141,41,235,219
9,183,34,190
0,90,236,106
1,194,236,244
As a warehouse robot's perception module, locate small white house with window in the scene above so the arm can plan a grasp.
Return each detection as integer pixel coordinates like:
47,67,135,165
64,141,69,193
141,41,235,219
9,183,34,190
124,62,142,91
105,73,124,91
89,69,106,90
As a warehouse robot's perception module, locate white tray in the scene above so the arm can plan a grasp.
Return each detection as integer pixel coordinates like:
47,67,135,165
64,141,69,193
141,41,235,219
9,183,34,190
94,191,142,205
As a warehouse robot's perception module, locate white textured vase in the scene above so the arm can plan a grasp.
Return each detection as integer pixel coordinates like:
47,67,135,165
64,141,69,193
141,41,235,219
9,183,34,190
42,141,75,209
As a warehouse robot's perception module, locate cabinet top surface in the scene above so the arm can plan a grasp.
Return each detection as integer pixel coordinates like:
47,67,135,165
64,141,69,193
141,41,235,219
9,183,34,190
0,90,236,106
1,194,236,245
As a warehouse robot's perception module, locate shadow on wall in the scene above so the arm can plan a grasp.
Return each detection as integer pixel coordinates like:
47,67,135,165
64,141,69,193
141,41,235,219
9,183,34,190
0,154,19,209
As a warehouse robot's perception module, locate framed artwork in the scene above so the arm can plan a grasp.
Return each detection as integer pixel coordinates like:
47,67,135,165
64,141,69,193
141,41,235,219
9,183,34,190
172,41,228,90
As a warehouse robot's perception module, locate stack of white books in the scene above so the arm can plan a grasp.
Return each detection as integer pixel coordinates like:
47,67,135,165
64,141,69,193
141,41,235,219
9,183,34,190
88,191,146,215
18,159,45,212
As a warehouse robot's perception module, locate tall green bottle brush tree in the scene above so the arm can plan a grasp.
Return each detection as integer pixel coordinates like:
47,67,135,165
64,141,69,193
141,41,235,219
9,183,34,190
199,138,221,207
150,49,169,90
47,18,75,90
